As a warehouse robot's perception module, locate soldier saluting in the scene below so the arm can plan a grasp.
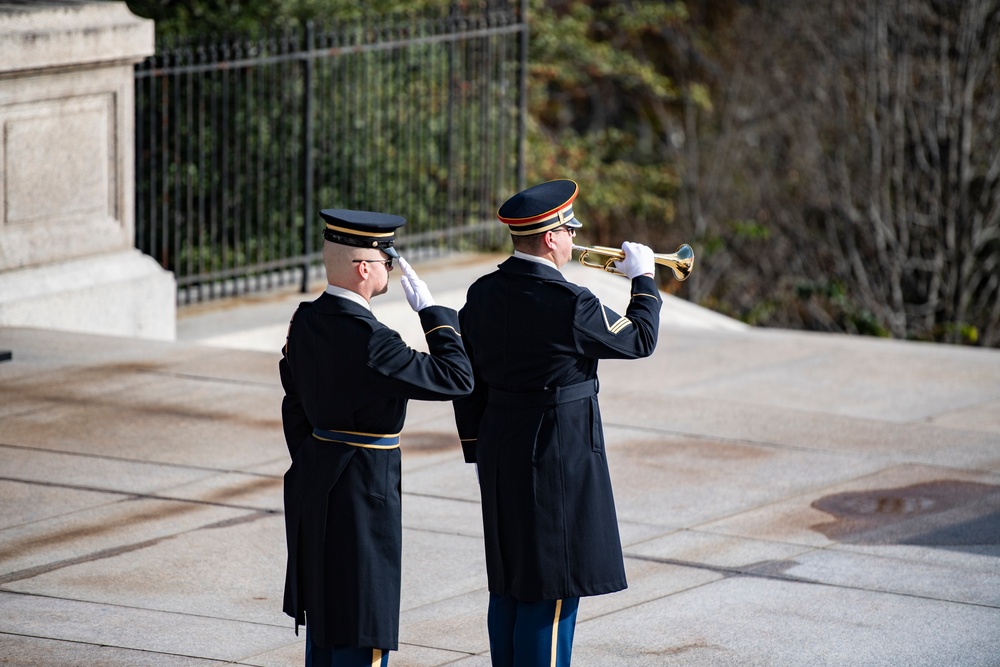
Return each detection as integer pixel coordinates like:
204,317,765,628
280,209,473,666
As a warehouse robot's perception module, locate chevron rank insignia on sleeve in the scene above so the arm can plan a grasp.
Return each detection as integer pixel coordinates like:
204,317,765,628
602,306,632,334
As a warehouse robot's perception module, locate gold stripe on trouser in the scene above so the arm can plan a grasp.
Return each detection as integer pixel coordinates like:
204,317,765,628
371,648,383,666
550,599,563,667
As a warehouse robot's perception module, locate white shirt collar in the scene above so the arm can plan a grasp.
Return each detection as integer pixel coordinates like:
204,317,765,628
513,250,559,272
325,284,371,311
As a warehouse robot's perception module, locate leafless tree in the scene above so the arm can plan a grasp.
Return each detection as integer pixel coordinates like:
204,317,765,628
682,0,1000,345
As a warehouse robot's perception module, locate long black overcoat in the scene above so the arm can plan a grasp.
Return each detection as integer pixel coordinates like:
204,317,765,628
453,257,661,602
280,293,472,650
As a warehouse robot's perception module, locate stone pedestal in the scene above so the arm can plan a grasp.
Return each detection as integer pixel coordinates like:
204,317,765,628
0,1,175,340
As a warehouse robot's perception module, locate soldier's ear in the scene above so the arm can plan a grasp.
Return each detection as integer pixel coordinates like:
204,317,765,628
356,259,371,280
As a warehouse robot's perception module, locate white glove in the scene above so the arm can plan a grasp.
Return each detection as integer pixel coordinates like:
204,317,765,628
613,241,655,279
397,257,436,311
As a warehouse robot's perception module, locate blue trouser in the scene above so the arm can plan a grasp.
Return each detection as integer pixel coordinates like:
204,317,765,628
305,625,390,667
487,593,580,667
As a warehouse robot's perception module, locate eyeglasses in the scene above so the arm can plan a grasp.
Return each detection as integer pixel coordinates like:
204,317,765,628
552,226,576,238
352,258,394,270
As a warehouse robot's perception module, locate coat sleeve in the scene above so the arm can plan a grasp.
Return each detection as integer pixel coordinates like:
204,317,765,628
366,304,474,401
279,307,312,460
573,275,662,360
452,304,487,463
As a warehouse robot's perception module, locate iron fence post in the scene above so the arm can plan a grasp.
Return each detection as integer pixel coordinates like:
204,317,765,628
301,22,316,293
518,0,528,192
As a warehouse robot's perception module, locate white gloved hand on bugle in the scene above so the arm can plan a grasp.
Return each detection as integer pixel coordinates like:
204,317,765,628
397,257,436,312
613,241,655,279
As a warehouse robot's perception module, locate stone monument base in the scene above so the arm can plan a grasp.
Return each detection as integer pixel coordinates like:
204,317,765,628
0,2,170,343
0,250,176,341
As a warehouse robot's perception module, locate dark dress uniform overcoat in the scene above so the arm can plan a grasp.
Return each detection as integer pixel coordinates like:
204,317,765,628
280,292,473,650
454,257,661,602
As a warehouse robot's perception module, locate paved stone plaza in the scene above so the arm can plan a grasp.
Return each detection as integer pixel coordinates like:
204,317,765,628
1,256,998,666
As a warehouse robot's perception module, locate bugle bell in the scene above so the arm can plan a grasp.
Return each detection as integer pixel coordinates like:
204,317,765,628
572,243,695,281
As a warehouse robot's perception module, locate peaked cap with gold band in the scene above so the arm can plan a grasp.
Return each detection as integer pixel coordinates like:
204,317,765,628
320,208,405,259
497,179,583,236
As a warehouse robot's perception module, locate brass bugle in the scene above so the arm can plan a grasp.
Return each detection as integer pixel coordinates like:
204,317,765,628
572,243,695,281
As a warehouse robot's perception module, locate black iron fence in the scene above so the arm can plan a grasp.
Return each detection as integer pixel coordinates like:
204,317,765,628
134,4,527,303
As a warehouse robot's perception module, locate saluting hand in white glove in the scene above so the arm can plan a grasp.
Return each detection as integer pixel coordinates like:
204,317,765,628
614,241,655,279
398,257,436,312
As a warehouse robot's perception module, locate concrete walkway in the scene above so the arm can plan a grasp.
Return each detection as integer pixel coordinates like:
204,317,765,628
1,254,999,666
